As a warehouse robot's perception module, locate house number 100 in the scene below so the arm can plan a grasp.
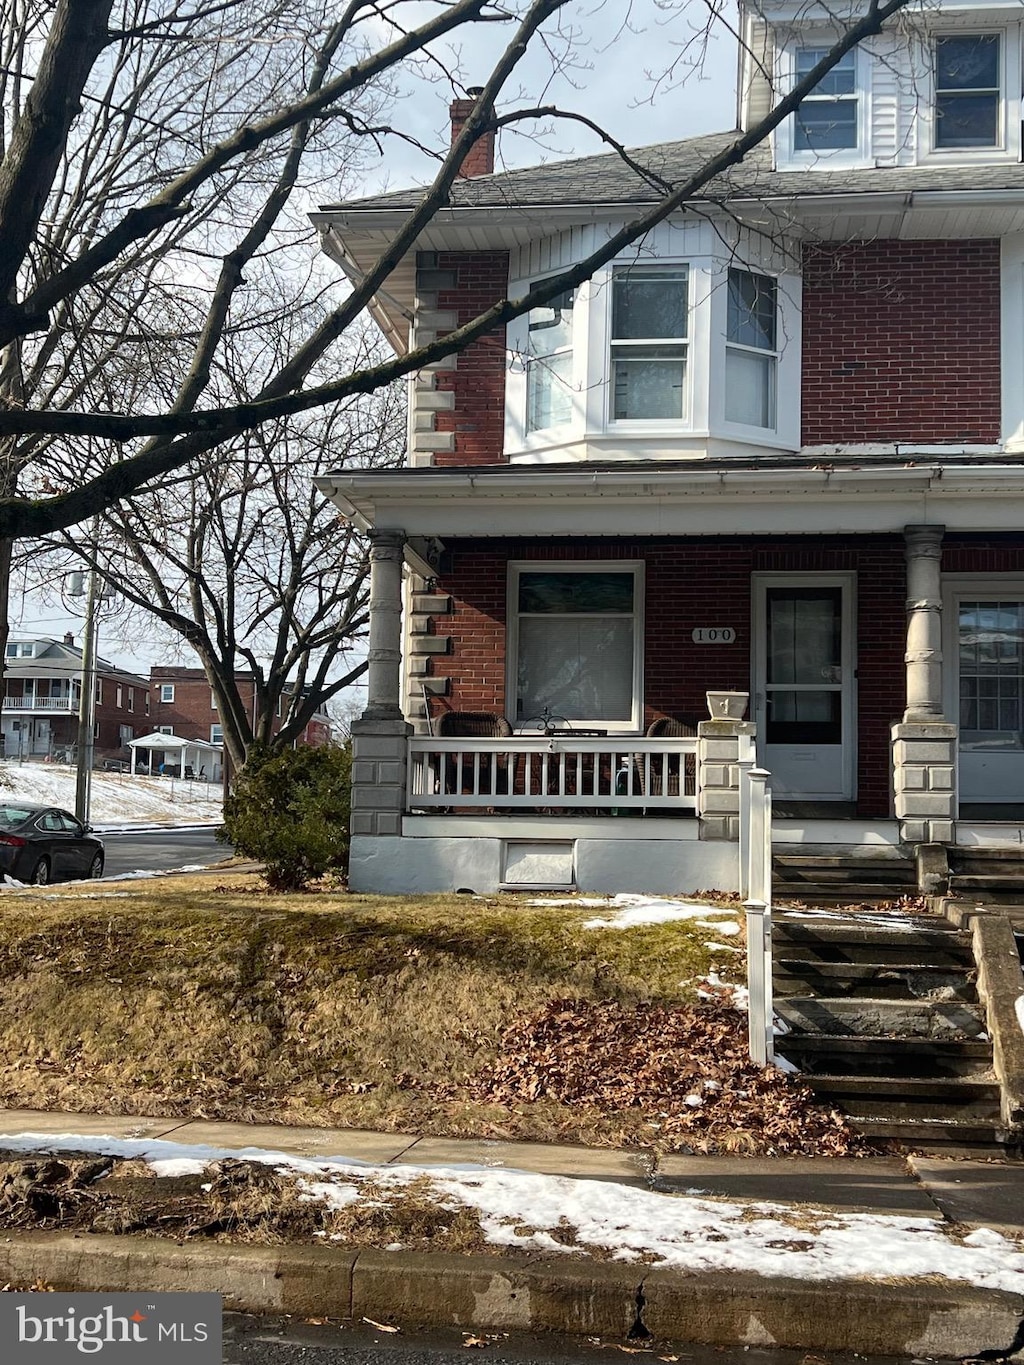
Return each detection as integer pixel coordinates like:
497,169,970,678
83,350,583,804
691,627,736,644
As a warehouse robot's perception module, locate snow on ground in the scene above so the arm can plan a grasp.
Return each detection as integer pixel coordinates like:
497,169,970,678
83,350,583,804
0,762,222,827
528,893,742,933
0,1129,1020,1295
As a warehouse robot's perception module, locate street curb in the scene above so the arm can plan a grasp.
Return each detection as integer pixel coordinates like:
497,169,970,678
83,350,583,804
0,1232,1020,1357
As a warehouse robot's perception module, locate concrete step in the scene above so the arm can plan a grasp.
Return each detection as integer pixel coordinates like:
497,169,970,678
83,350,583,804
773,883,921,904
775,1034,993,1077
802,1075,1001,1121
842,1116,1007,1148
772,923,973,968
774,960,977,1001
774,860,917,886
776,996,987,1040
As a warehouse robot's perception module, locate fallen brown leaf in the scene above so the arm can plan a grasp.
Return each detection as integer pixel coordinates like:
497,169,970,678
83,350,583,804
362,1318,400,1334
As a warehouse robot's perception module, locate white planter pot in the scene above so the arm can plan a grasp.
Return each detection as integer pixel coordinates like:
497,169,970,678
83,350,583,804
706,690,749,721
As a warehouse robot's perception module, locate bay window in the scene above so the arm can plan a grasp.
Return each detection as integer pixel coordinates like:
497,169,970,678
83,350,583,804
526,287,575,432
511,565,642,728
793,48,859,152
934,34,1001,149
725,268,777,429
610,267,688,421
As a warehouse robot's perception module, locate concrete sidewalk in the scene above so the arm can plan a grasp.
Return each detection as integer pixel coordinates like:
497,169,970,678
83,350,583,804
1,1107,1023,1358
0,1105,1021,1231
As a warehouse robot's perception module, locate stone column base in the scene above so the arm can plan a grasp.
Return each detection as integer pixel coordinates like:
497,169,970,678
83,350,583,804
698,719,756,841
350,717,413,838
891,720,957,845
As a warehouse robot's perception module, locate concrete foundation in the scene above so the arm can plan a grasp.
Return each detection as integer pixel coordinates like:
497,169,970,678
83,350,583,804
348,830,739,896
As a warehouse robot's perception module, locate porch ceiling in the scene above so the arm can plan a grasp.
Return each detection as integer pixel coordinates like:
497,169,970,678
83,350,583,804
315,460,1024,541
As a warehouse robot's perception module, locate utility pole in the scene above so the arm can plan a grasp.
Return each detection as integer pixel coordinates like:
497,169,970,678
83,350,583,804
74,567,101,826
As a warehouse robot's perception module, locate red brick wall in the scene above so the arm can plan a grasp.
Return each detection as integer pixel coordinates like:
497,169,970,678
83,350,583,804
943,534,1024,574
801,240,1001,446
430,537,907,816
433,252,509,466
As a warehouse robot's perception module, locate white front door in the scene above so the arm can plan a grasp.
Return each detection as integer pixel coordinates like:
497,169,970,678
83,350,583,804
753,574,856,800
945,583,1024,804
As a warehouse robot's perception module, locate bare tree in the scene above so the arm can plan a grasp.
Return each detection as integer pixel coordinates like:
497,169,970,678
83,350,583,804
0,0,914,553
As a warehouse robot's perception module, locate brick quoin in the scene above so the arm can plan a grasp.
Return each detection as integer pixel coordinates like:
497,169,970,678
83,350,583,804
433,251,509,467
429,536,907,817
801,240,1001,445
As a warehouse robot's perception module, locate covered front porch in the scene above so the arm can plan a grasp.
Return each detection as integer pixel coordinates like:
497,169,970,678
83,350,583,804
317,461,1024,894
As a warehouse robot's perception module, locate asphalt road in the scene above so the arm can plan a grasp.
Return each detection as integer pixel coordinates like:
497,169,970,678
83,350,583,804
100,826,232,878
221,1316,943,1365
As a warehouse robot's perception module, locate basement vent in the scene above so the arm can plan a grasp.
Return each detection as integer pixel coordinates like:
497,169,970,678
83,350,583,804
502,841,575,889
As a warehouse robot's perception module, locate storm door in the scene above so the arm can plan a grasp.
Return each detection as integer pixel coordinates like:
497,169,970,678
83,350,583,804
753,575,856,800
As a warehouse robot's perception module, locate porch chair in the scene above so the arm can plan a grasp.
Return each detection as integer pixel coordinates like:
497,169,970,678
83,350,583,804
435,710,513,799
631,714,700,803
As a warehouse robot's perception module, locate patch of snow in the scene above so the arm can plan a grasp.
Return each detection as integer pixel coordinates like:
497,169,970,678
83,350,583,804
696,920,740,935
526,898,611,907
1,1129,1021,1295
0,763,223,827
583,894,740,931
705,942,742,954
1016,994,1024,1039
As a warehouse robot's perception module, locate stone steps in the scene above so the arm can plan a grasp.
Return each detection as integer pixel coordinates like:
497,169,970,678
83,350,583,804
773,909,1005,1152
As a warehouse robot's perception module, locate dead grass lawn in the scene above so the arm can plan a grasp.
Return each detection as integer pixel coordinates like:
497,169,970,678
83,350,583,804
0,875,738,1148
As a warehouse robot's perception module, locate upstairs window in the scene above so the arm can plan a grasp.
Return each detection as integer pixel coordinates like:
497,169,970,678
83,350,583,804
793,48,858,152
610,267,688,421
725,269,777,429
160,683,174,703
526,288,575,432
935,34,1000,149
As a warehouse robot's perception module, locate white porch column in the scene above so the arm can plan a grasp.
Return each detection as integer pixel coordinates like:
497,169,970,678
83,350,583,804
698,718,756,841
903,524,945,722
350,529,412,843
892,523,957,845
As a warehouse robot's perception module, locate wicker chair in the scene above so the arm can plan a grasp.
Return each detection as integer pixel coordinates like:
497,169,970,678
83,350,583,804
435,710,513,798
633,715,700,799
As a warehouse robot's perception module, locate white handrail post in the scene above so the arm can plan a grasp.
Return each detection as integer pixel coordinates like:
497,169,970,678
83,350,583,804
744,767,774,1067
737,733,756,901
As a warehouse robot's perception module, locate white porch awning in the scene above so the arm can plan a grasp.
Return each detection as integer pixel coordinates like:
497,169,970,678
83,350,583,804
316,461,1024,545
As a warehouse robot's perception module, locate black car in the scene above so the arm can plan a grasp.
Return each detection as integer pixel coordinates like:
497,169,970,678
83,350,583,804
0,804,104,885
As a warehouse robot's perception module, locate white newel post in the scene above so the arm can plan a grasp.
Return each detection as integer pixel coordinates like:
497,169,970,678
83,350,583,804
350,529,412,839
891,524,957,845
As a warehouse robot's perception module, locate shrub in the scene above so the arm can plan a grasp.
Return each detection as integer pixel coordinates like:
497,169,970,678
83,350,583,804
221,743,351,891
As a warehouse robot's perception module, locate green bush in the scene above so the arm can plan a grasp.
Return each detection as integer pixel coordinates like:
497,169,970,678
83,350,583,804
220,743,351,891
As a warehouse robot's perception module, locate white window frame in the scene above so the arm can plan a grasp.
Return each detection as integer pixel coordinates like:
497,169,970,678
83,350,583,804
211,690,218,710
95,679,102,705
776,38,871,169
116,684,123,708
724,267,779,432
505,275,586,454
210,724,223,745
127,687,134,713
923,25,1020,164
607,264,691,427
160,683,174,703
714,263,800,448
157,725,174,735
505,561,645,734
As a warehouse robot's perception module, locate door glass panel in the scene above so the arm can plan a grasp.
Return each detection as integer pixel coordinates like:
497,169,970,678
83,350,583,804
959,600,1024,749
766,588,843,744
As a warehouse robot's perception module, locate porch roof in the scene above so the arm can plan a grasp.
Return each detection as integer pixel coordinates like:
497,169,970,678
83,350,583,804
315,458,1024,555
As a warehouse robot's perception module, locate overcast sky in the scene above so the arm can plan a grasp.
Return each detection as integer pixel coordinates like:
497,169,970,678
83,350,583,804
14,3,739,675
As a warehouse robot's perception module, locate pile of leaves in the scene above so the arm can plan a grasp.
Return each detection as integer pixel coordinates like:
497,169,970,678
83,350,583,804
469,998,865,1156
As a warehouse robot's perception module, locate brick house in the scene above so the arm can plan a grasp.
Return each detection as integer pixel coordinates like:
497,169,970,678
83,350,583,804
314,2,1024,893
148,667,333,756
3,634,148,762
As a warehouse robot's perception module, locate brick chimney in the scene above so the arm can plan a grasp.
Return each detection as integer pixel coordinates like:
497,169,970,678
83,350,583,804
449,87,494,178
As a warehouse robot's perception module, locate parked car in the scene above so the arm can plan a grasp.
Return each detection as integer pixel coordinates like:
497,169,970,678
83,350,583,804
0,804,104,885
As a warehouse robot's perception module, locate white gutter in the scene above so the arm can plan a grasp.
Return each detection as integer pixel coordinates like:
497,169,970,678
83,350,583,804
315,462,1024,539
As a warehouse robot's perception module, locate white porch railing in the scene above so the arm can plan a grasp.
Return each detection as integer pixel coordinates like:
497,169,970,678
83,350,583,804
407,736,698,813
2,695,76,711
738,737,774,1068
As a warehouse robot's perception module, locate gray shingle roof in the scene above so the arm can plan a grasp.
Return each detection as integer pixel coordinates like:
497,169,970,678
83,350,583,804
325,130,1024,212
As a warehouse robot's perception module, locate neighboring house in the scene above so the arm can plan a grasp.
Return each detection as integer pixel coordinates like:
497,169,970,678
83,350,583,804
149,667,332,752
315,1,1024,894
2,635,148,762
